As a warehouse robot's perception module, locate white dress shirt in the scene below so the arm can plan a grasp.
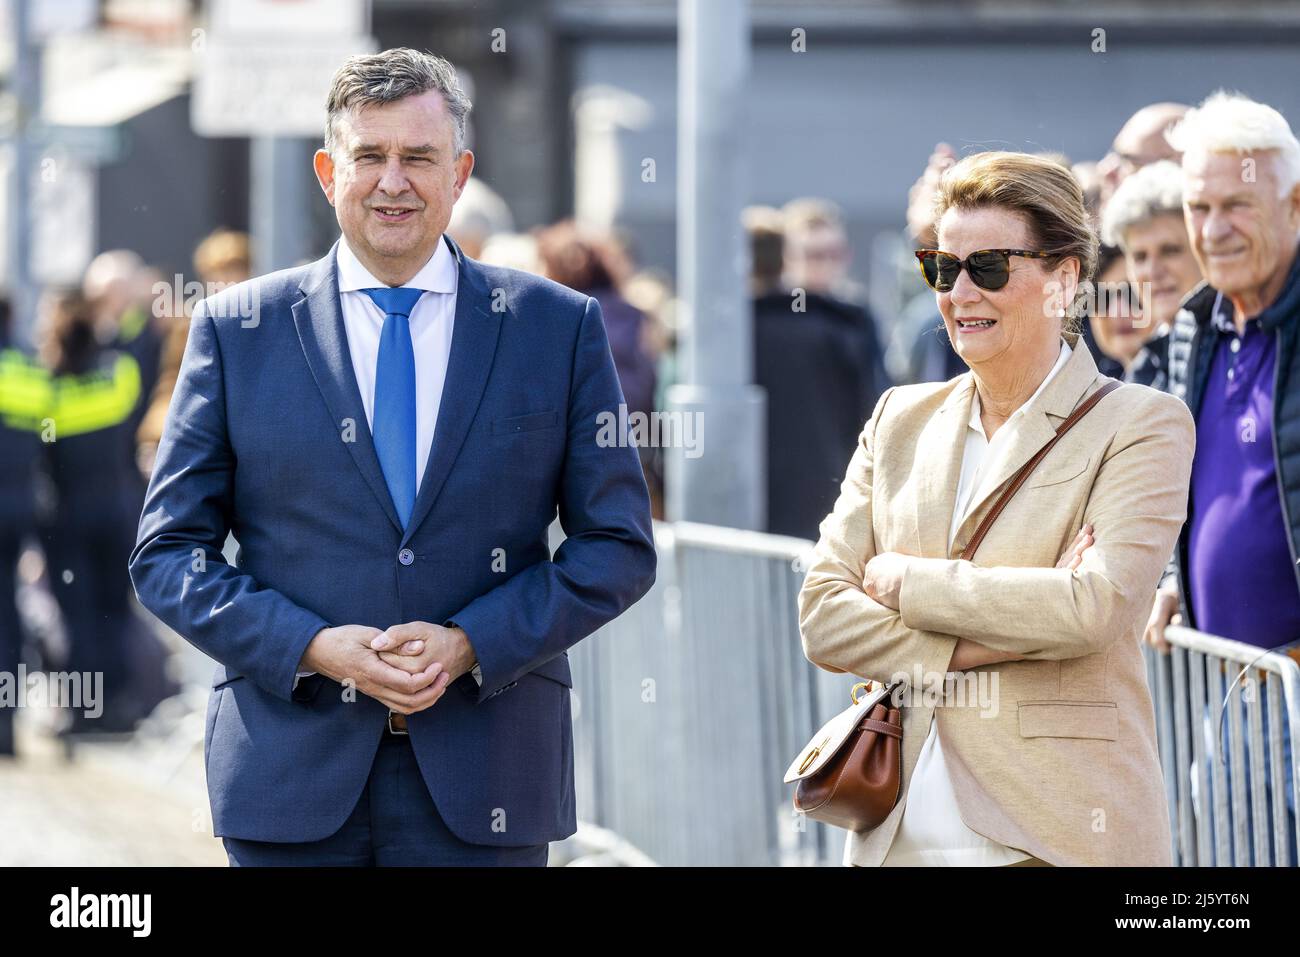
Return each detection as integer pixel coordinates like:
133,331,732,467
337,235,457,493
297,236,481,687
878,339,1072,866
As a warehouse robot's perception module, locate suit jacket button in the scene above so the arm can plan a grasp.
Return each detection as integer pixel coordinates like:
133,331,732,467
398,548,415,566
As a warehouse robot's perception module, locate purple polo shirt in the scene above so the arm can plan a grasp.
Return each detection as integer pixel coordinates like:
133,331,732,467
1188,293,1300,647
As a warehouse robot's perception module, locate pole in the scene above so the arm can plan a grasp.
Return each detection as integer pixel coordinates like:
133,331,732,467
666,0,764,530
250,136,312,275
6,0,39,343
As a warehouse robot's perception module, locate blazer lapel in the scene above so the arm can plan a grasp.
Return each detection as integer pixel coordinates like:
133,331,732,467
914,375,975,560
292,242,404,535
949,342,1104,555
401,236,503,545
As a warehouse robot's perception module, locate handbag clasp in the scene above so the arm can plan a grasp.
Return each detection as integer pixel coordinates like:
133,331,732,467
851,681,875,705
799,736,830,773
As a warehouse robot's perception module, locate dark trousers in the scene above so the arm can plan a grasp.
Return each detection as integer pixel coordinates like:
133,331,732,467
0,527,21,751
42,519,135,701
223,731,550,867
0,528,21,677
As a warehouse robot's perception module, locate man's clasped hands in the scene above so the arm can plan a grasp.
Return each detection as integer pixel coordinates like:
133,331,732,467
299,621,477,714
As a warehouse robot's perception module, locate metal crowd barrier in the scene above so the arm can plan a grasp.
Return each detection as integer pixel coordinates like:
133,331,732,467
564,520,1300,867
565,520,857,866
1144,625,1300,867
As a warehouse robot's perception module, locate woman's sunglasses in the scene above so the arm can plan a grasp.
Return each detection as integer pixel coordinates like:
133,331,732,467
914,248,1056,292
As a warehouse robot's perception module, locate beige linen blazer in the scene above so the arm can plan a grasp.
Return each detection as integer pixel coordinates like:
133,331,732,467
798,340,1194,866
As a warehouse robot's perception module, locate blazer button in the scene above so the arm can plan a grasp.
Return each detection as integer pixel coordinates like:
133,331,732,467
398,548,415,566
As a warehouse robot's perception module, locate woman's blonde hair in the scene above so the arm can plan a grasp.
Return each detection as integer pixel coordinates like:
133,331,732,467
932,151,1099,335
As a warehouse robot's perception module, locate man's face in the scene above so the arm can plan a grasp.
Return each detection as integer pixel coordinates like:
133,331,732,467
1112,123,1179,179
314,90,474,282
1183,149,1300,299
1098,105,1185,206
785,223,848,295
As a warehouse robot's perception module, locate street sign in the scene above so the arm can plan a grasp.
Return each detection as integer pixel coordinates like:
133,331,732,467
209,0,370,37
191,34,378,138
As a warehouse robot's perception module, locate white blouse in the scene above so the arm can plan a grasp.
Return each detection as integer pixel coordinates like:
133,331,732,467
878,340,1071,867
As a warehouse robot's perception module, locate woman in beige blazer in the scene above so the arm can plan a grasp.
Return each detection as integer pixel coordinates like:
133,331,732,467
798,151,1194,867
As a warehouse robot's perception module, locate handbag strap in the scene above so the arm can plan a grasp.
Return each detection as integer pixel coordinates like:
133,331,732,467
959,379,1122,562
858,718,903,738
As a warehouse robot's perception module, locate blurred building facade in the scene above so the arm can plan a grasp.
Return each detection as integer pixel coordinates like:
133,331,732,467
5,0,1300,324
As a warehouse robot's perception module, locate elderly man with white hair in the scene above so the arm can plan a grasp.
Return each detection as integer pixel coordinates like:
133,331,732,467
1100,160,1203,389
1145,90,1300,866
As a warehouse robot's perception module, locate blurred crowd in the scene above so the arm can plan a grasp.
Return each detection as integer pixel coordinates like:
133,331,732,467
0,231,253,750
740,100,1210,544
2,90,1298,780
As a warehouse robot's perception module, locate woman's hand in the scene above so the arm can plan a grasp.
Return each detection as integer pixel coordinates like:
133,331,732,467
942,525,1093,670
1055,523,1094,571
863,552,912,610
865,525,1093,619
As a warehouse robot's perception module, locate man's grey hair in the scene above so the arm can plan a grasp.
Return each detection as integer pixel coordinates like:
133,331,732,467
324,48,472,157
1101,160,1185,248
1167,90,1300,198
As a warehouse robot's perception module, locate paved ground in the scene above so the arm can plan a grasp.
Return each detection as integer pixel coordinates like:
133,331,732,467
1,553,650,867
0,605,648,867
0,702,227,867
0,700,649,867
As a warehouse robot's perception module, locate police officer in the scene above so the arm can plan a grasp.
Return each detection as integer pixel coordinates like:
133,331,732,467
0,297,48,756
37,290,147,734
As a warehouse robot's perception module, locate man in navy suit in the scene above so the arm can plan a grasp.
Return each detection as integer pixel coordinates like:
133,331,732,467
130,48,656,866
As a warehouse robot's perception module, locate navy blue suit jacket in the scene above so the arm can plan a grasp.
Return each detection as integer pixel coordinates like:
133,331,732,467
129,236,656,845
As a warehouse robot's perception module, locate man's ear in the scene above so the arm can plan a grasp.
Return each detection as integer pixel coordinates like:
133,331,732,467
452,149,475,201
313,149,337,206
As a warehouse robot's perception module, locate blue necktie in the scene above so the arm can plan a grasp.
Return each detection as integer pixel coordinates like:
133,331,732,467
362,286,424,528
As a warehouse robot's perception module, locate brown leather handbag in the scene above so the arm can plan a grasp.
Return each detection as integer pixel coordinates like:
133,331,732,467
786,378,1121,832
785,679,905,831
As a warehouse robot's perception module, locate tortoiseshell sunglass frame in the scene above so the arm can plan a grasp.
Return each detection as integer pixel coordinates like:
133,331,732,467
914,248,1057,292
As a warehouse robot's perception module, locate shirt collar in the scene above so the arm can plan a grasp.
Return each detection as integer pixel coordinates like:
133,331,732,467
1208,291,1237,335
336,235,458,295
968,338,1073,432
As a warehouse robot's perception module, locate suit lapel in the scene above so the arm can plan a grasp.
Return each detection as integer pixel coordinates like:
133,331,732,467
949,342,1104,554
401,236,503,545
292,242,404,535
914,375,974,560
